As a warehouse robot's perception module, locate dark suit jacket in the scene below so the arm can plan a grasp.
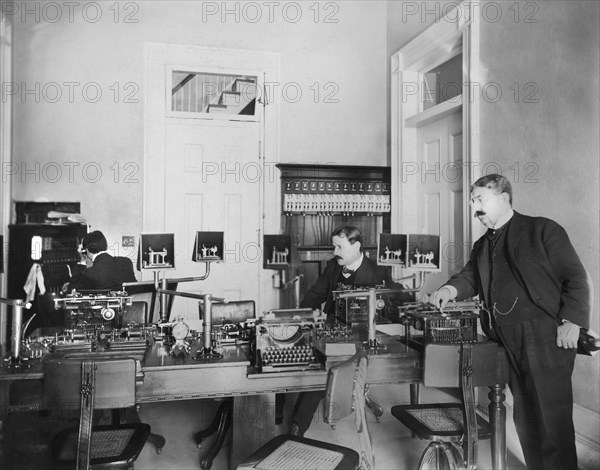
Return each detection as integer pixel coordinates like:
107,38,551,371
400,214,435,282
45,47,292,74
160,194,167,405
68,253,137,291
446,211,592,329
300,255,410,316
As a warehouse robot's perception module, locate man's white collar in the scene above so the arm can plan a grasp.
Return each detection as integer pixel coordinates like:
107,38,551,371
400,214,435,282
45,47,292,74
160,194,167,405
493,209,514,229
345,253,364,271
91,251,107,262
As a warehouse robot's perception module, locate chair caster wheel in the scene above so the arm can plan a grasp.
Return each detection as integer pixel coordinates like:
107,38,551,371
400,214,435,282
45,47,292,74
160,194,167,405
156,447,163,454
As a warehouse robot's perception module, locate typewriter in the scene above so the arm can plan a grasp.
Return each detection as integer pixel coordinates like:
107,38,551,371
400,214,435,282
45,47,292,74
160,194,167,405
255,308,324,373
398,300,481,346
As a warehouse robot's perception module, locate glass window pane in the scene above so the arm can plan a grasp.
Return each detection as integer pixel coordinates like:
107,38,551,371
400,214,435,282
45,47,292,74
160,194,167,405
422,54,462,110
171,71,257,116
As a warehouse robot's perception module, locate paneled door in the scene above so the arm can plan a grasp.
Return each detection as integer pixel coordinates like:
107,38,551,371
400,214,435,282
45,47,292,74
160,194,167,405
164,119,261,316
416,111,463,293
144,44,281,319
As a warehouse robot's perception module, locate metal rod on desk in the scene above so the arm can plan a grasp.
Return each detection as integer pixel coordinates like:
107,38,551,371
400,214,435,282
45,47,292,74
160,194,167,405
202,294,213,351
0,298,32,361
368,289,377,345
391,271,426,292
151,263,213,321
155,289,225,303
195,293,223,359
165,263,212,284
161,277,168,322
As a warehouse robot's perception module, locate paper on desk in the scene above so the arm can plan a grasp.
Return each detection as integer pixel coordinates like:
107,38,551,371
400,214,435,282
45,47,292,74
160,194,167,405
376,324,405,337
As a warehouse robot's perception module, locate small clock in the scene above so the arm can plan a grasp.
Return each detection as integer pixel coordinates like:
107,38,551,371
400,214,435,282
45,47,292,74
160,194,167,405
172,318,190,340
170,318,191,357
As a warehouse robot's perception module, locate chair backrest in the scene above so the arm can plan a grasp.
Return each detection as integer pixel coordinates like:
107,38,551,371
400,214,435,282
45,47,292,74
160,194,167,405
200,300,256,324
43,356,137,470
122,300,148,325
323,350,373,470
423,341,500,388
423,342,501,470
123,281,178,323
43,356,137,411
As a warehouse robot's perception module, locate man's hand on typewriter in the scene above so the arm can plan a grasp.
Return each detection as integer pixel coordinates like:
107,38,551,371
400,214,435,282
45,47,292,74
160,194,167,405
429,286,457,310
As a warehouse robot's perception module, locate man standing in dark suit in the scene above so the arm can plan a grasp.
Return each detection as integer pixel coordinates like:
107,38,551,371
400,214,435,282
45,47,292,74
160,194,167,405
66,230,137,292
289,225,411,436
430,174,592,470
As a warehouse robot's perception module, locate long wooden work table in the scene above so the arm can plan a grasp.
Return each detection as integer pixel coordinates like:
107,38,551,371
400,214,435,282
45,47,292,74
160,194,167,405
1,334,509,470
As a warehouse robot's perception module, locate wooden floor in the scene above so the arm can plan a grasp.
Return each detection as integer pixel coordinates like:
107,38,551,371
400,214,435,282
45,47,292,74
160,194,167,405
133,385,526,470
1,384,527,470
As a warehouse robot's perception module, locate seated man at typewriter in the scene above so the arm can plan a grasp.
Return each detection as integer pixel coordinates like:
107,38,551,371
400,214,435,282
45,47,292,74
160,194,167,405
64,230,137,292
288,225,413,436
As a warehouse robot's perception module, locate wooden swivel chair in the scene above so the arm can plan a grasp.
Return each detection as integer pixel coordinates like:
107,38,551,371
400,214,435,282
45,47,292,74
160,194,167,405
391,342,500,470
194,300,256,470
236,350,373,470
43,356,151,470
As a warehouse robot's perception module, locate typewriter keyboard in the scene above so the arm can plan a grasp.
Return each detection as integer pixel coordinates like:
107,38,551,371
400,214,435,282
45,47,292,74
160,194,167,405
259,345,321,372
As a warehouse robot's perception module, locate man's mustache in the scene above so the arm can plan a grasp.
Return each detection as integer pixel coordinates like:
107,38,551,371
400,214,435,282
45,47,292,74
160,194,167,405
475,211,486,218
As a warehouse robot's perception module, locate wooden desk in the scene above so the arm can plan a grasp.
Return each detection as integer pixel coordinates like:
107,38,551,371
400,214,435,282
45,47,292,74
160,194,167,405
1,336,507,470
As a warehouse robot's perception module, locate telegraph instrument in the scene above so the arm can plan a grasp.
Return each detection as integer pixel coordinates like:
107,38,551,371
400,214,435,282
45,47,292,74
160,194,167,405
333,283,389,327
54,291,133,329
212,318,256,346
398,300,481,345
255,308,324,373
18,291,154,358
333,283,408,349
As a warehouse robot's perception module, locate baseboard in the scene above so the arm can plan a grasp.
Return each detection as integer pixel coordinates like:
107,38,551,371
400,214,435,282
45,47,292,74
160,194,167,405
574,404,600,470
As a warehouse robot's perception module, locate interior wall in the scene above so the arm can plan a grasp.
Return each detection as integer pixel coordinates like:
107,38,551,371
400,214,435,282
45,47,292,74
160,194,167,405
385,0,460,160
478,0,600,412
9,0,389,255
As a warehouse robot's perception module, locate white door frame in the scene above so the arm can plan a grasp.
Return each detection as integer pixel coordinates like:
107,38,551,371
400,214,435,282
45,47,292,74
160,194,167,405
391,1,481,266
0,14,13,344
143,43,281,311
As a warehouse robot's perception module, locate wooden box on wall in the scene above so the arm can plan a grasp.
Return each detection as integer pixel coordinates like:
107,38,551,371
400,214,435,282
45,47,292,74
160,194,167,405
7,223,88,334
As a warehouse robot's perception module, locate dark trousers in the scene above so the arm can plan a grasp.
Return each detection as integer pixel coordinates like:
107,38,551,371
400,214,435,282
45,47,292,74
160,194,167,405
494,317,578,470
290,390,325,435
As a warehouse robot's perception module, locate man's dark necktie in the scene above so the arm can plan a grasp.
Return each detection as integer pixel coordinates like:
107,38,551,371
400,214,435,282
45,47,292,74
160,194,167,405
486,228,496,239
486,228,502,248
342,266,355,277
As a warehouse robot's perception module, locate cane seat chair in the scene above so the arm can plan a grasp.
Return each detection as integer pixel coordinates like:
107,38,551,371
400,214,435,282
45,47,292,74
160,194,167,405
391,342,499,470
236,350,373,470
43,356,151,469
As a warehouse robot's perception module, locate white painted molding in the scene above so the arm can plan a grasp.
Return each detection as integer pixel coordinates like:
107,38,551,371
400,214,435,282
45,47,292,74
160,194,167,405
0,12,13,344
391,0,479,260
574,404,600,470
404,95,462,128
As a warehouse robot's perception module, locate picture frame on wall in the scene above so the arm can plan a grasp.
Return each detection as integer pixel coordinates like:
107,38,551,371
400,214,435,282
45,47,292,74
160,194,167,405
138,233,175,270
192,231,224,262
